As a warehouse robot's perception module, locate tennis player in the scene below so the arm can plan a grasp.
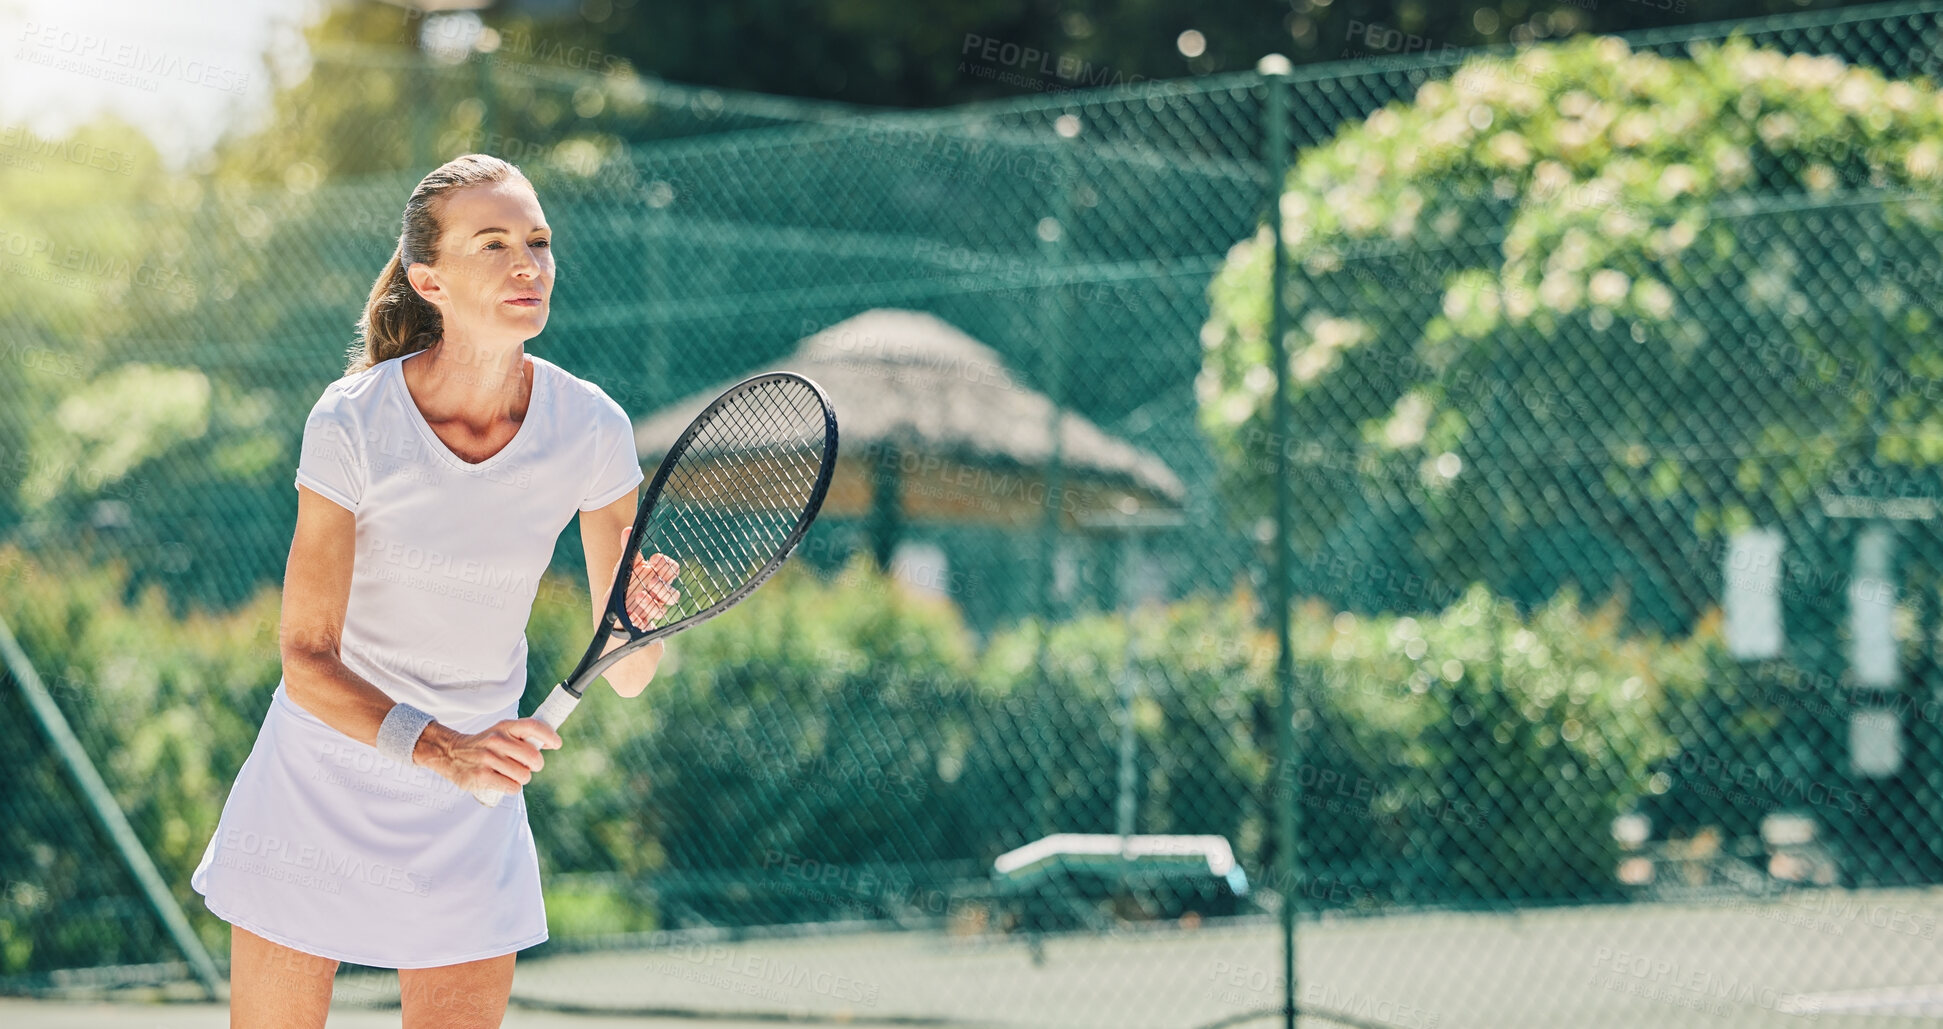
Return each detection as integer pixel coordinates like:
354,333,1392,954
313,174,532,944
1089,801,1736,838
190,153,678,1027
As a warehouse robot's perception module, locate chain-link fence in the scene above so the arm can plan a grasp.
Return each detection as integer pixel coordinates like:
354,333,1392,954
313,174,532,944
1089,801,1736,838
11,1,1943,1025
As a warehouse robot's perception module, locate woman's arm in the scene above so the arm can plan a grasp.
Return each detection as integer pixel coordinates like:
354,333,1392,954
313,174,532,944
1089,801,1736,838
578,491,677,698
280,485,561,792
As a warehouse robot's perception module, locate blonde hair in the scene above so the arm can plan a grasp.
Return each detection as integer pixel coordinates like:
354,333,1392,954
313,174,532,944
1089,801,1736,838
346,153,532,375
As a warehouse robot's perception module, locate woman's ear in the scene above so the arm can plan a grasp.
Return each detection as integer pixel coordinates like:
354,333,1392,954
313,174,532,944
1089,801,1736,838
406,262,442,307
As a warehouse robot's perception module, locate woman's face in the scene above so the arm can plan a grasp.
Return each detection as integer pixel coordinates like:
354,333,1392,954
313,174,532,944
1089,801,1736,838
407,179,553,349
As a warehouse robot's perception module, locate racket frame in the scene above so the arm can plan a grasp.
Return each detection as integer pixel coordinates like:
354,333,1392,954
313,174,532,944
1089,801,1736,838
473,371,837,807
553,370,838,699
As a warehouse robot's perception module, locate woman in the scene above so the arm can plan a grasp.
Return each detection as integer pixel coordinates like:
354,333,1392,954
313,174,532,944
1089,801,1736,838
190,153,678,1027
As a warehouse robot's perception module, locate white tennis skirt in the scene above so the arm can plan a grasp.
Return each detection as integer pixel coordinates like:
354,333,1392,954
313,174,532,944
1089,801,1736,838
190,681,548,968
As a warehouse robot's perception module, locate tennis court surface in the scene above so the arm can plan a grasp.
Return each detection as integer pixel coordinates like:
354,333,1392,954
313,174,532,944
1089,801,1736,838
505,891,1943,1027
12,889,1943,1028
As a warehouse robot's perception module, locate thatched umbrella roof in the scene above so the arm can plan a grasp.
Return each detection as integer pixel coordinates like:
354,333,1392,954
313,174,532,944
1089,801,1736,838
633,310,1185,552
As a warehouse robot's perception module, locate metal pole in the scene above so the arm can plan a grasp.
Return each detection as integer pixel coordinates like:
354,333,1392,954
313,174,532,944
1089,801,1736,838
1116,530,1141,840
1259,53,1299,1029
1031,113,1079,840
0,614,223,999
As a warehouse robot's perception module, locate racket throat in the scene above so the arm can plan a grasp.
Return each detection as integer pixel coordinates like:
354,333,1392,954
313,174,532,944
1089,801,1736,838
555,608,632,696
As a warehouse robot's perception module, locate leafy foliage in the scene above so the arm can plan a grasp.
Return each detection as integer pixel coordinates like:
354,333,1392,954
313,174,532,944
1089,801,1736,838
1202,34,1943,629
0,546,1720,965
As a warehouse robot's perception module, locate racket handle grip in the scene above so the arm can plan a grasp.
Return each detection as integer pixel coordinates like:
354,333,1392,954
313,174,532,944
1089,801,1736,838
471,685,584,808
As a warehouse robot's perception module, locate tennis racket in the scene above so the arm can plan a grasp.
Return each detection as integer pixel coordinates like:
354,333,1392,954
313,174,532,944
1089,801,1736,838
473,371,839,806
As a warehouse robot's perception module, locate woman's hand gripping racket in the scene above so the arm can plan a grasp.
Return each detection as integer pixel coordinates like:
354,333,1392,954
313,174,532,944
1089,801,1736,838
472,371,839,806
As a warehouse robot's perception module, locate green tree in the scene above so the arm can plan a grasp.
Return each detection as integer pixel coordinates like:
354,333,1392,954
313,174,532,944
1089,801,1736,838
1201,33,1943,630
563,0,1856,108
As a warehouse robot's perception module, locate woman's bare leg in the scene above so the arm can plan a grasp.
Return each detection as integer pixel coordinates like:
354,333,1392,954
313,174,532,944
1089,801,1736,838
228,924,338,1029
398,951,517,1029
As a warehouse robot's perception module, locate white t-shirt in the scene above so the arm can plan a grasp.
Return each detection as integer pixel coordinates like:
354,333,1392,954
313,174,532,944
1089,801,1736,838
292,349,644,726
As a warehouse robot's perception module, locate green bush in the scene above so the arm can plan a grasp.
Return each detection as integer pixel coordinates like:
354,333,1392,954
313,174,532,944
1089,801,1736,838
974,582,1713,910
519,556,981,928
1,545,1728,970
975,591,1276,854
1284,586,1710,905
0,545,281,970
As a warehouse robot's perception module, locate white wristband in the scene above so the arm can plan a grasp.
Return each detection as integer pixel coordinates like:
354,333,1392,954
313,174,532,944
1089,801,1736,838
376,702,437,765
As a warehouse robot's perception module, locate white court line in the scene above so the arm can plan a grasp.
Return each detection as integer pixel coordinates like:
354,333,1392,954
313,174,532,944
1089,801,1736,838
1784,984,1943,1017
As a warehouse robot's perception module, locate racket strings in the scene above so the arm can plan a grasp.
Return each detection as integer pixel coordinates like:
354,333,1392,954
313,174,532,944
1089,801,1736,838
668,390,815,571
623,378,829,634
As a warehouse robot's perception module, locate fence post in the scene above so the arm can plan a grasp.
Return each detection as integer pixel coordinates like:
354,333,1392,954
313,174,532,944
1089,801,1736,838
1258,52,1299,1029
1030,112,1080,839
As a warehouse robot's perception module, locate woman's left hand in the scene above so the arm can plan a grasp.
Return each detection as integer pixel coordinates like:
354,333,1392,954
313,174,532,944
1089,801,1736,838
601,528,679,698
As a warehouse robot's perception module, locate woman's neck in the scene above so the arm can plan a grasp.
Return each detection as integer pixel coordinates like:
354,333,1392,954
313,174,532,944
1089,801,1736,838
404,340,531,428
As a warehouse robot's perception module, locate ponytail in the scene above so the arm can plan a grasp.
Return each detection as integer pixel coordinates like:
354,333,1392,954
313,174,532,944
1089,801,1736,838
347,243,442,374
346,153,530,375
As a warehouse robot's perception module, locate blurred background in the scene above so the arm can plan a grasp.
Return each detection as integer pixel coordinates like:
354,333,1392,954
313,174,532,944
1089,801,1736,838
7,0,1943,1025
